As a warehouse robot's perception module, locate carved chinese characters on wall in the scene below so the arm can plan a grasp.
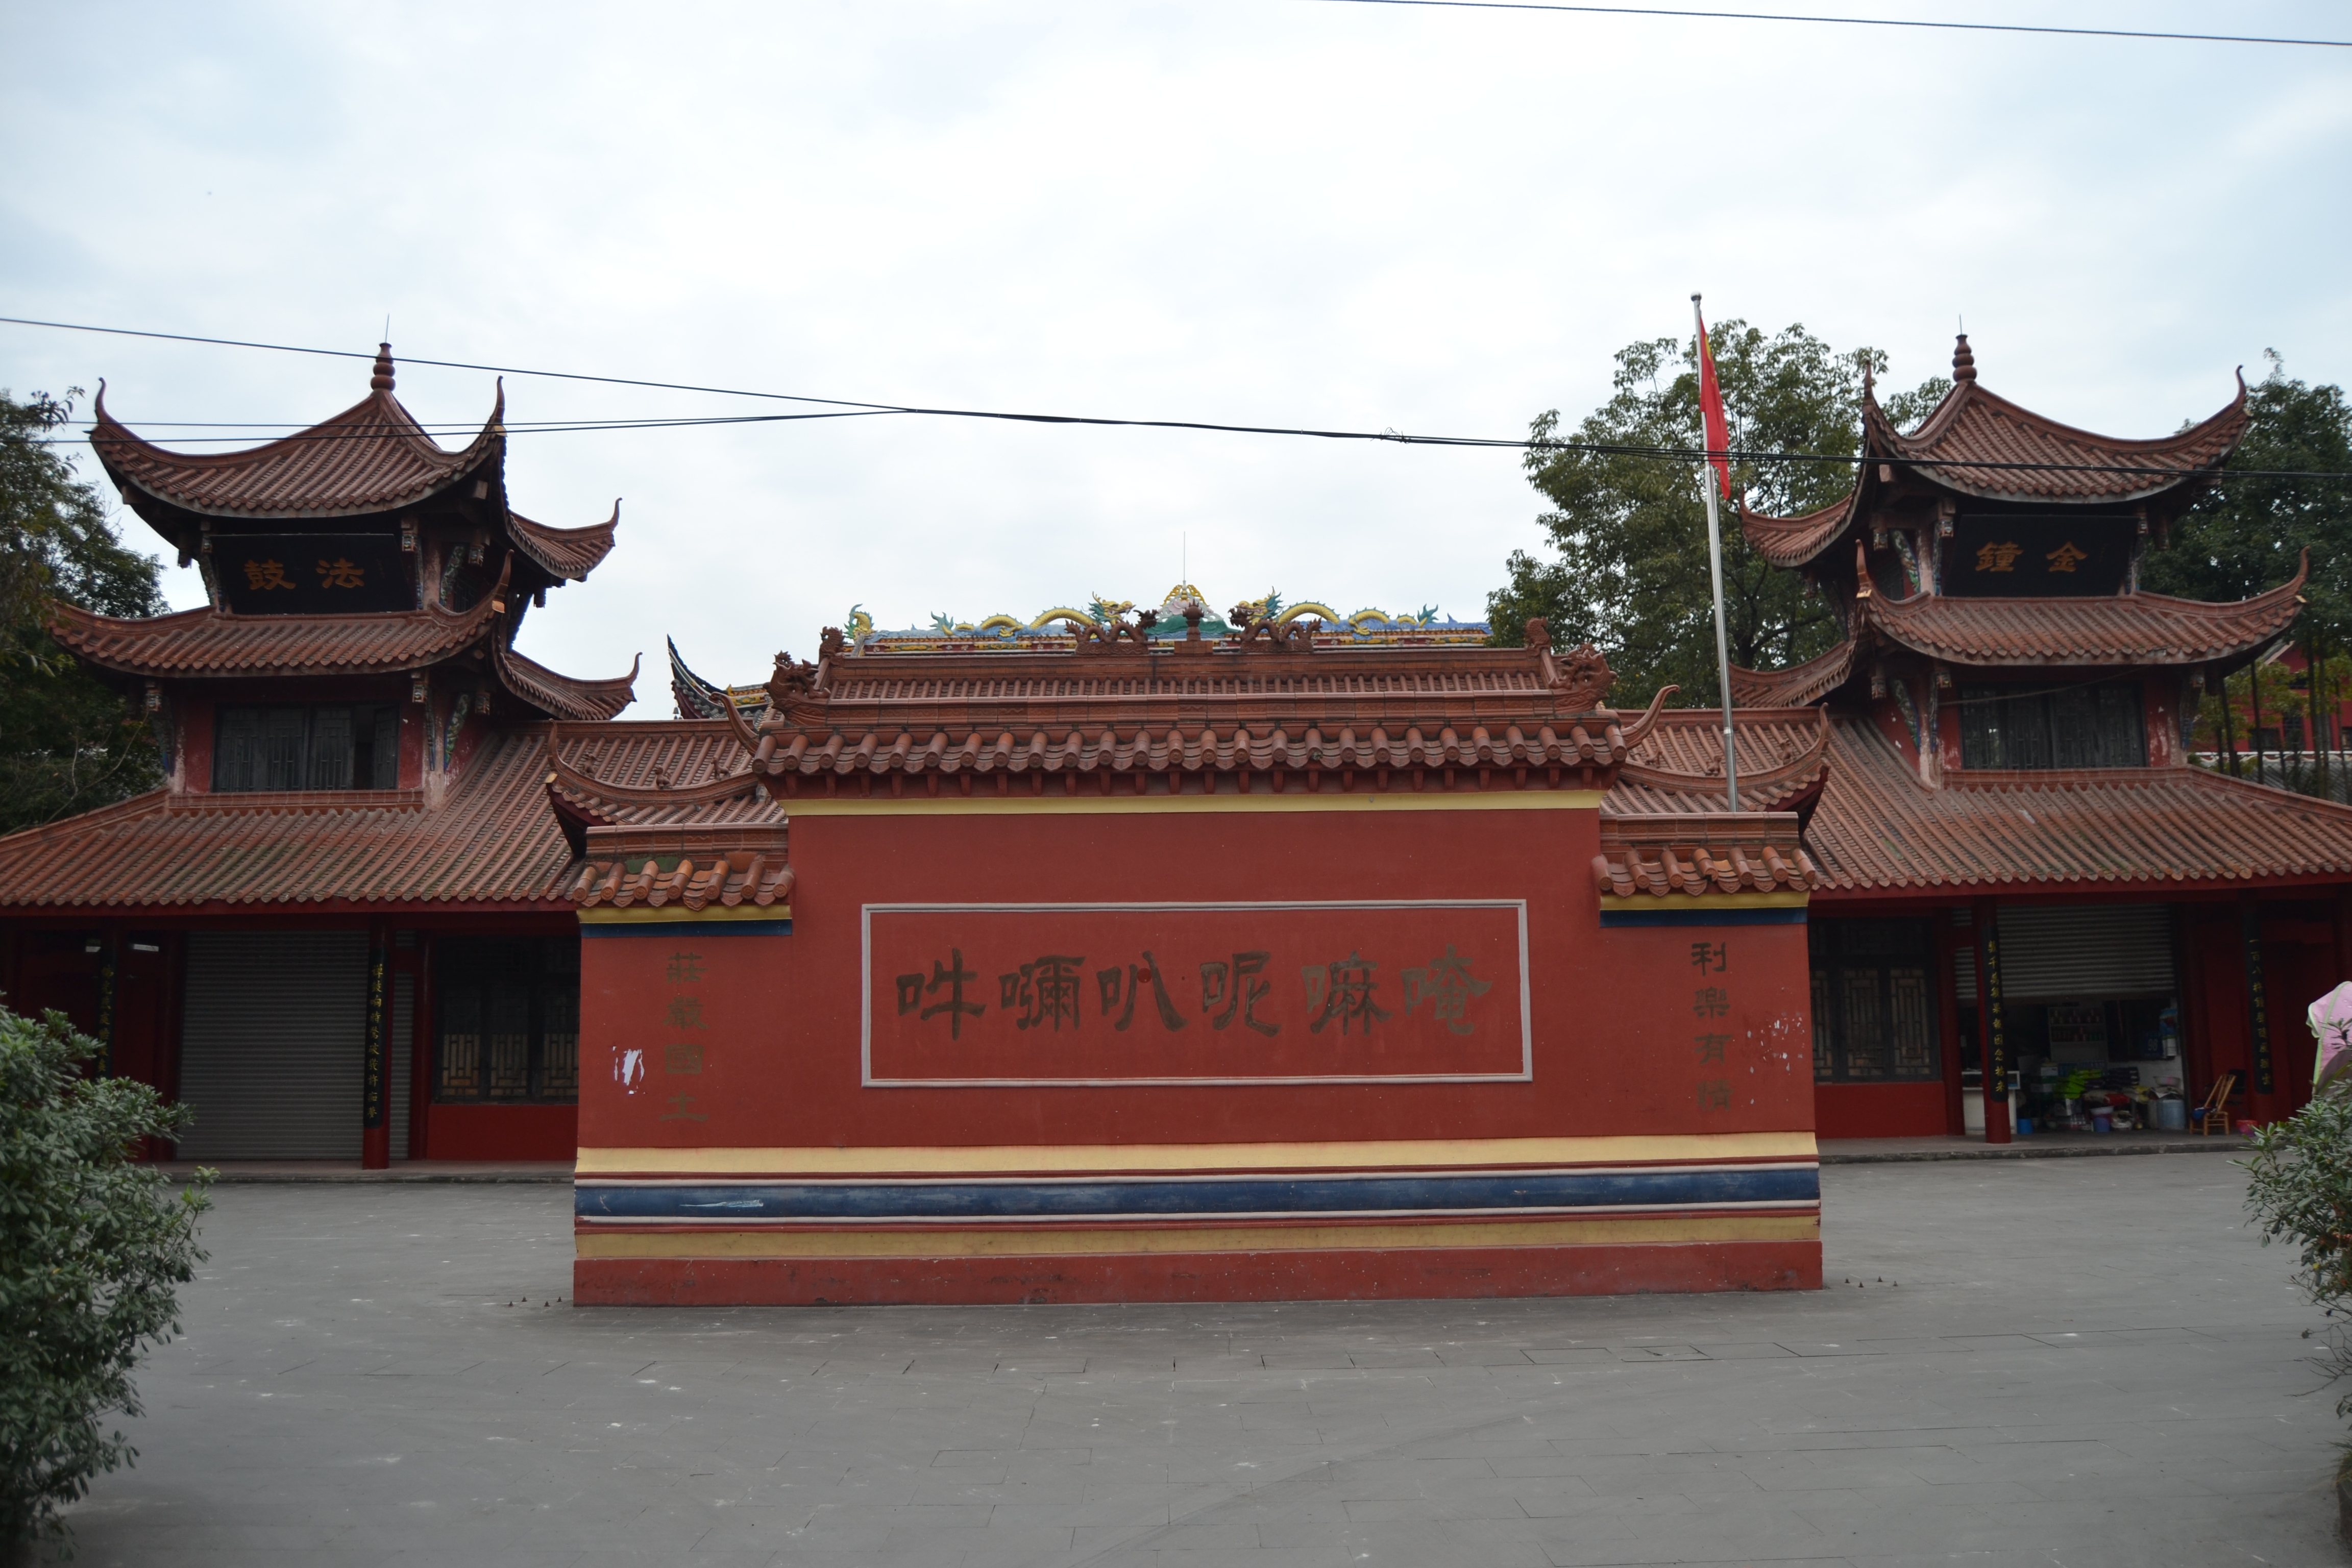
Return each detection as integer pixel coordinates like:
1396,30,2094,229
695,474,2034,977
865,903,1529,1085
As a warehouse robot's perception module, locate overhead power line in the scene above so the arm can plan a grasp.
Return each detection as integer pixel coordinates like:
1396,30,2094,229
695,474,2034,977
1313,0,2352,48
7,312,2351,482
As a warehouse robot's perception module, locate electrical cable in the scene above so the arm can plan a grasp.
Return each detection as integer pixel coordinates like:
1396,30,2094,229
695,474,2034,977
1312,0,2352,48
7,312,2350,481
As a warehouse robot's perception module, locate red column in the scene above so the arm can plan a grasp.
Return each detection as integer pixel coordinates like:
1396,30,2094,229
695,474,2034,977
1976,896,2011,1144
361,925,390,1169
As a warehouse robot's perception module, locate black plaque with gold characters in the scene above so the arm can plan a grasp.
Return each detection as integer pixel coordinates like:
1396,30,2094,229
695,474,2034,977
214,533,412,614
1946,516,2134,598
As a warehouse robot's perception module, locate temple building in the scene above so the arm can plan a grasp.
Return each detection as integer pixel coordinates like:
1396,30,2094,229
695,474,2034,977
7,329,2346,1301
1731,335,2352,1138
0,348,747,1164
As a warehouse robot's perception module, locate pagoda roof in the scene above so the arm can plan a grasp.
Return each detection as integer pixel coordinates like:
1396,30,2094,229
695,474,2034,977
1859,560,2304,668
1738,495,1856,571
0,722,771,914
1861,345,2248,506
1728,642,1857,708
50,587,508,681
510,504,620,582
50,554,640,721
1804,715,2352,894
492,639,640,722
90,372,503,522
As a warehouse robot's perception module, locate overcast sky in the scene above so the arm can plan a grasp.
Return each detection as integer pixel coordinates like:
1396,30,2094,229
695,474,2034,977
4,1,2346,707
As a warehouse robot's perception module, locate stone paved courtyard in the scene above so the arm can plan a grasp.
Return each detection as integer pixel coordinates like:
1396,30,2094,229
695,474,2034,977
52,1152,2346,1566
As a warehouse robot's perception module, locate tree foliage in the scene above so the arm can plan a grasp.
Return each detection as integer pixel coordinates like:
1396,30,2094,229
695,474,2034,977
2141,352,2352,629
1487,322,1947,706
0,390,166,835
2243,1092,2352,1427
0,1005,210,1558
2145,355,2352,798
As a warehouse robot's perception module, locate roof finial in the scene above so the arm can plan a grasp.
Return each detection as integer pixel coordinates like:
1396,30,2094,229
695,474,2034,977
371,342,395,393
1952,332,1976,383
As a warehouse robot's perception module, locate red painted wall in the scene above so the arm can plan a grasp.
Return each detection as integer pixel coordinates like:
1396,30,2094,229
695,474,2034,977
581,806,1817,1155
425,1104,577,1161
1814,1083,1947,1139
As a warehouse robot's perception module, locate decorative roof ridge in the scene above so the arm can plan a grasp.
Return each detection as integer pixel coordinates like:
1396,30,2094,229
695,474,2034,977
492,638,640,721
506,500,620,582
1728,642,1857,708
89,375,506,520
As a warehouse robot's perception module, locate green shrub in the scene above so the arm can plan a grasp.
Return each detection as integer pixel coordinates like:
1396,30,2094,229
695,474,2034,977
2244,1091,2352,1420
0,1005,210,1561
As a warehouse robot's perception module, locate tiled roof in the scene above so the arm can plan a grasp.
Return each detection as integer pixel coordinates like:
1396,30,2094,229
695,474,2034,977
50,589,506,680
1861,566,2304,667
509,504,619,582
1594,812,1818,901
542,722,783,833
0,726,571,910
1863,373,2247,505
1739,495,1855,570
1804,716,2352,893
0,722,787,914
1728,643,1857,709
90,379,502,521
571,823,794,911
1605,708,1831,816
493,639,639,722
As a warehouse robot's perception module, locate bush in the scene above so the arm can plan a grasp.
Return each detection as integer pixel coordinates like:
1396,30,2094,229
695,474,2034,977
0,1006,210,1562
2244,1092,2352,1429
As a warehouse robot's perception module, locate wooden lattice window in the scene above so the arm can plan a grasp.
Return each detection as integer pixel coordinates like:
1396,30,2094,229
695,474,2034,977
1956,683,2145,771
214,704,400,792
433,936,582,1104
1809,919,1942,1084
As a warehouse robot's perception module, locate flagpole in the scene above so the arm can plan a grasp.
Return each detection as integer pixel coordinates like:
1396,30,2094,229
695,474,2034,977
1693,292,1741,811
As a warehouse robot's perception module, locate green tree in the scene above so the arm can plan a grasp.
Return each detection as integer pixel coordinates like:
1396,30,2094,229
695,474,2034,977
1488,322,1946,705
0,390,166,834
1,1005,211,1562
2143,354,2352,796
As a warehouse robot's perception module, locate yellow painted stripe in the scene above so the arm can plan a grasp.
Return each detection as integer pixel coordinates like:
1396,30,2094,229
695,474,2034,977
576,1131,1819,1178
778,789,1604,818
575,1212,1819,1260
577,904,792,924
1598,891,1810,912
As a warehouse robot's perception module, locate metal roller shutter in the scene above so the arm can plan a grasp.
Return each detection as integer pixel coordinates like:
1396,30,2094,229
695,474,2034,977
1988,904,2175,1003
177,932,368,1159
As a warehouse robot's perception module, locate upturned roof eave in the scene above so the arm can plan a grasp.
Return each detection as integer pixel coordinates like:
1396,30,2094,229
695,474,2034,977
88,381,507,527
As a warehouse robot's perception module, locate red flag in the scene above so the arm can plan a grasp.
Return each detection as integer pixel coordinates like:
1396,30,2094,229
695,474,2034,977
1696,311,1733,501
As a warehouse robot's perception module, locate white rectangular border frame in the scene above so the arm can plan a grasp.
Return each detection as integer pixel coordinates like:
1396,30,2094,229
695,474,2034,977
861,900,1534,1088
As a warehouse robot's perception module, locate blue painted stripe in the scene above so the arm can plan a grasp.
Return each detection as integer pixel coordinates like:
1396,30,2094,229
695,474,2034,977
575,1165,1820,1221
581,920,793,938
1599,908,1806,928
